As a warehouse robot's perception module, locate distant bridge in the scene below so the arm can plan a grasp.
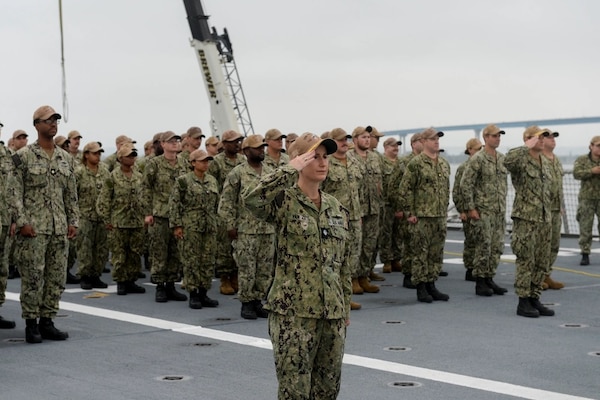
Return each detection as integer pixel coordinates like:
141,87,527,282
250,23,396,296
383,116,600,138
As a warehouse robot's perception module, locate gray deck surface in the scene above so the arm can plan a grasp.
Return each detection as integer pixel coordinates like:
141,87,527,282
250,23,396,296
1,230,598,400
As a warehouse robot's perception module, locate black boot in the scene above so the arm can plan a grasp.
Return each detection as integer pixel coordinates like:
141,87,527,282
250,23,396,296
8,265,17,279
38,317,69,340
516,297,539,318
475,277,493,297
199,288,218,308
241,302,257,319
485,278,507,295
0,315,16,329
189,290,203,309
416,282,433,303
126,281,146,294
117,282,128,295
66,270,80,284
253,300,268,318
25,319,42,344
438,270,448,277
80,276,93,290
580,253,590,266
403,274,416,289
155,283,168,303
529,297,555,316
165,282,187,301
465,268,475,282
426,282,449,301
90,276,108,289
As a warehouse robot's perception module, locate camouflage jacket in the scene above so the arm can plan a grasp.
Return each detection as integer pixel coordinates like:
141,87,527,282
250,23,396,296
75,164,110,221
243,164,351,320
321,155,363,221
169,171,219,233
348,149,382,216
388,153,416,212
460,149,508,213
8,142,79,234
452,160,468,213
207,152,246,192
264,152,289,170
0,144,13,225
398,153,450,218
381,156,398,206
96,167,145,228
573,153,600,200
102,152,118,172
218,162,275,234
142,155,190,218
504,146,552,223
542,154,564,212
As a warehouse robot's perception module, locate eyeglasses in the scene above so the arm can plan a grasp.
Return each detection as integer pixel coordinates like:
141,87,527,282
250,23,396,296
166,138,181,144
36,119,60,125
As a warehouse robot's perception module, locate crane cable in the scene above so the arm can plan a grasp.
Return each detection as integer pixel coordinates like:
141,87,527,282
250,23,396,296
58,0,69,122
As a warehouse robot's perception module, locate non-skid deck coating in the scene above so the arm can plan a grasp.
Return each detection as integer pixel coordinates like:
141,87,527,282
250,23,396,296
1,230,598,400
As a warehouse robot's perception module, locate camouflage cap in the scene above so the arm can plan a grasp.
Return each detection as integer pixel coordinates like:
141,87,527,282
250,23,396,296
522,125,550,141
410,132,422,143
68,130,82,140
265,128,286,140
205,136,220,146
221,130,243,142
286,133,298,143
464,138,482,155
189,149,213,162
117,143,138,159
383,137,402,147
187,126,205,139
161,131,181,142
33,105,61,122
288,132,337,158
369,126,384,138
482,124,505,136
421,128,444,140
351,126,373,138
54,135,69,147
116,134,136,145
12,129,28,140
590,136,600,145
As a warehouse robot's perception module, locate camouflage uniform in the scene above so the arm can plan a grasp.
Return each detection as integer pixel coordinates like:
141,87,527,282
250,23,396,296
504,146,552,299
263,152,289,170
244,165,350,400
0,143,13,308
380,156,402,264
348,149,382,277
101,152,118,172
460,150,508,278
169,171,220,291
388,153,417,278
8,143,79,319
75,164,110,279
142,155,189,283
398,153,450,284
218,163,275,303
321,155,363,279
573,153,600,255
543,154,564,271
452,160,475,271
97,167,145,283
207,152,245,278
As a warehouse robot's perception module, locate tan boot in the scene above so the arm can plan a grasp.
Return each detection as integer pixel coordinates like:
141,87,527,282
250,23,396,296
220,274,235,295
350,301,362,310
545,275,564,290
382,263,392,273
541,280,549,290
358,276,380,293
369,271,386,281
352,278,364,295
391,260,403,272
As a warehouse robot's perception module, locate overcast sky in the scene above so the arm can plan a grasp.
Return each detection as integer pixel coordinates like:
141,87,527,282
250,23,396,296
1,0,600,155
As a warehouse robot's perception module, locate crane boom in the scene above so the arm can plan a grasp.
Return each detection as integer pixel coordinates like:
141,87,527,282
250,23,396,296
183,0,254,137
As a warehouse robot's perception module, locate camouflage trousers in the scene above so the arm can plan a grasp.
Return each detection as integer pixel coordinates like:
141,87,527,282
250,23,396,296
233,233,275,302
359,214,379,277
576,198,600,254
148,217,181,283
379,205,402,264
215,224,236,277
269,313,346,400
470,212,505,278
178,229,217,291
549,210,562,272
409,217,446,285
0,225,7,305
461,219,476,271
67,237,77,270
511,218,551,299
396,218,412,275
76,218,108,278
109,228,144,283
348,219,362,279
16,233,67,319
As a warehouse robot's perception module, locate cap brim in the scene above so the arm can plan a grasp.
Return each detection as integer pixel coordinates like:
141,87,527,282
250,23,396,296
307,138,337,155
